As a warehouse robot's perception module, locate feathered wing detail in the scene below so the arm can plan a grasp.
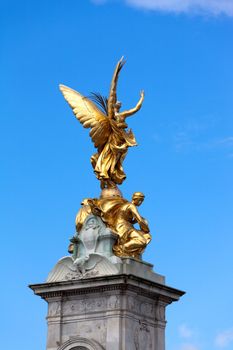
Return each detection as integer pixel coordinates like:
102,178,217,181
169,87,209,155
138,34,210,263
59,84,112,148
89,92,108,115
108,57,126,119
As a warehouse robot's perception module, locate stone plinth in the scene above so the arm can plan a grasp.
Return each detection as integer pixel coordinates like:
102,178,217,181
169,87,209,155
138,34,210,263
30,259,184,350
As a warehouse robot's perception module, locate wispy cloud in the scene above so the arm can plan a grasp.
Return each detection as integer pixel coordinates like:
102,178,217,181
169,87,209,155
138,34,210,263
217,137,233,147
126,0,233,16
151,116,233,158
215,327,233,348
172,118,212,152
174,133,233,156
92,0,233,16
179,324,194,338
178,324,199,350
170,118,233,157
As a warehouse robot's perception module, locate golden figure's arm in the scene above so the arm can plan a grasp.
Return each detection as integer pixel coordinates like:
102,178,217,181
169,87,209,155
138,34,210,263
118,90,144,119
108,57,125,119
129,204,144,224
129,203,149,233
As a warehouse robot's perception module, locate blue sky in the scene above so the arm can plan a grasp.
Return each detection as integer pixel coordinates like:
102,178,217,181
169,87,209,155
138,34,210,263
0,1,233,349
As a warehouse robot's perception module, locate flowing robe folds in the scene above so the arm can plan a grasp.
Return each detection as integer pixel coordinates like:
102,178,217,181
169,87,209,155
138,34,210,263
91,125,137,185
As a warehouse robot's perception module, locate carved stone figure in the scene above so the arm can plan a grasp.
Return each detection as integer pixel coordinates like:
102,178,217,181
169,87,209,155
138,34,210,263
46,214,120,283
134,321,152,350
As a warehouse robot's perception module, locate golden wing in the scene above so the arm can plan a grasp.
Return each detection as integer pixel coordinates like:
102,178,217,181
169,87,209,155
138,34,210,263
59,84,112,148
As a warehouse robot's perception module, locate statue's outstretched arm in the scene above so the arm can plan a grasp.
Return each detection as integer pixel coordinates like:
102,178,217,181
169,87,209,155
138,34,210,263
119,90,144,119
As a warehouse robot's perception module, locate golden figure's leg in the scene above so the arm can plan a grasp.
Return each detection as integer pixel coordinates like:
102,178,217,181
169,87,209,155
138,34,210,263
113,230,149,259
123,230,147,256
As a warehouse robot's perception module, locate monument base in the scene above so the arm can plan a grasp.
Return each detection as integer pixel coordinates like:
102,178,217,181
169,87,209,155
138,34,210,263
30,259,184,350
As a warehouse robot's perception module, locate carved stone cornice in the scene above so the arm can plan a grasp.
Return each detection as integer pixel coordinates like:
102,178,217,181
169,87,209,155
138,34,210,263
29,273,184,305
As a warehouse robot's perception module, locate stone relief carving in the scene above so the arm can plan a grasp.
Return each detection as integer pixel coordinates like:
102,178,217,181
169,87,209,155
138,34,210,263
155,301,166,322
108,295,120,309
47,215,121,283
127,296,155,319
76,321,107,347
63,298,107,316
85,298,107,312
134,321,152,350
127,296,140,314
140,302,153,316
64,269,99,281
159,305,165,321
48,301,61,317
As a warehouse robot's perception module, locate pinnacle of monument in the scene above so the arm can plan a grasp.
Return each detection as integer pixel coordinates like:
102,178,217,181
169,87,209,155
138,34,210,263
30,58,185,350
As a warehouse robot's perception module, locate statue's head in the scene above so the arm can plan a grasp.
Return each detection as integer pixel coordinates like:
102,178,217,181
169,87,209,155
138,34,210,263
132,192,145,206
114,101,122,113
114,101,128,129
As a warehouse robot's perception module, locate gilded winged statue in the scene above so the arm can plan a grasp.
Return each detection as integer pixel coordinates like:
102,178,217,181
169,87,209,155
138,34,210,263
60,58,144,189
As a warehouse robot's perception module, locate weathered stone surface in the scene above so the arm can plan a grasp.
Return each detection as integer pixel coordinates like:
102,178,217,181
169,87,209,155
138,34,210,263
30,260,184,350
31,216,184,349
47,215,122,283
46,215,164,285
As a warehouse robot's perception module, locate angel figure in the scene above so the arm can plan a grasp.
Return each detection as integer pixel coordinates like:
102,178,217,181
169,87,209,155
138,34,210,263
60,57,144,189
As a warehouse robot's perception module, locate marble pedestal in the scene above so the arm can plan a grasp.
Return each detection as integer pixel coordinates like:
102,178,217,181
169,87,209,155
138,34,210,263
30,258,184,350
30,215,184,350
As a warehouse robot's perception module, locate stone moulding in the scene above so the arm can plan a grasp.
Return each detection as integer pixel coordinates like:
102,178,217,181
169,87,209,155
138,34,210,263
57,336,104,350
30,274,184,304
29,265,185,350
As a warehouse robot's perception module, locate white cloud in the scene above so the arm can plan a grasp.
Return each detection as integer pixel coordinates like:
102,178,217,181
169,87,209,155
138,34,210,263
179,324,194,338
92,0,233,16
180,343,199,350
126,0,233,16
217,137,233,147
171,117,233,156
215,327,233,348
174,134,233,155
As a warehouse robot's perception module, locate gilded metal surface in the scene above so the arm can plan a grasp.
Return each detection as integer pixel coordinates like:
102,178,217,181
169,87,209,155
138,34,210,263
60,58,152,259
87,191,151,259
60,57,144,189
75,199,92,233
